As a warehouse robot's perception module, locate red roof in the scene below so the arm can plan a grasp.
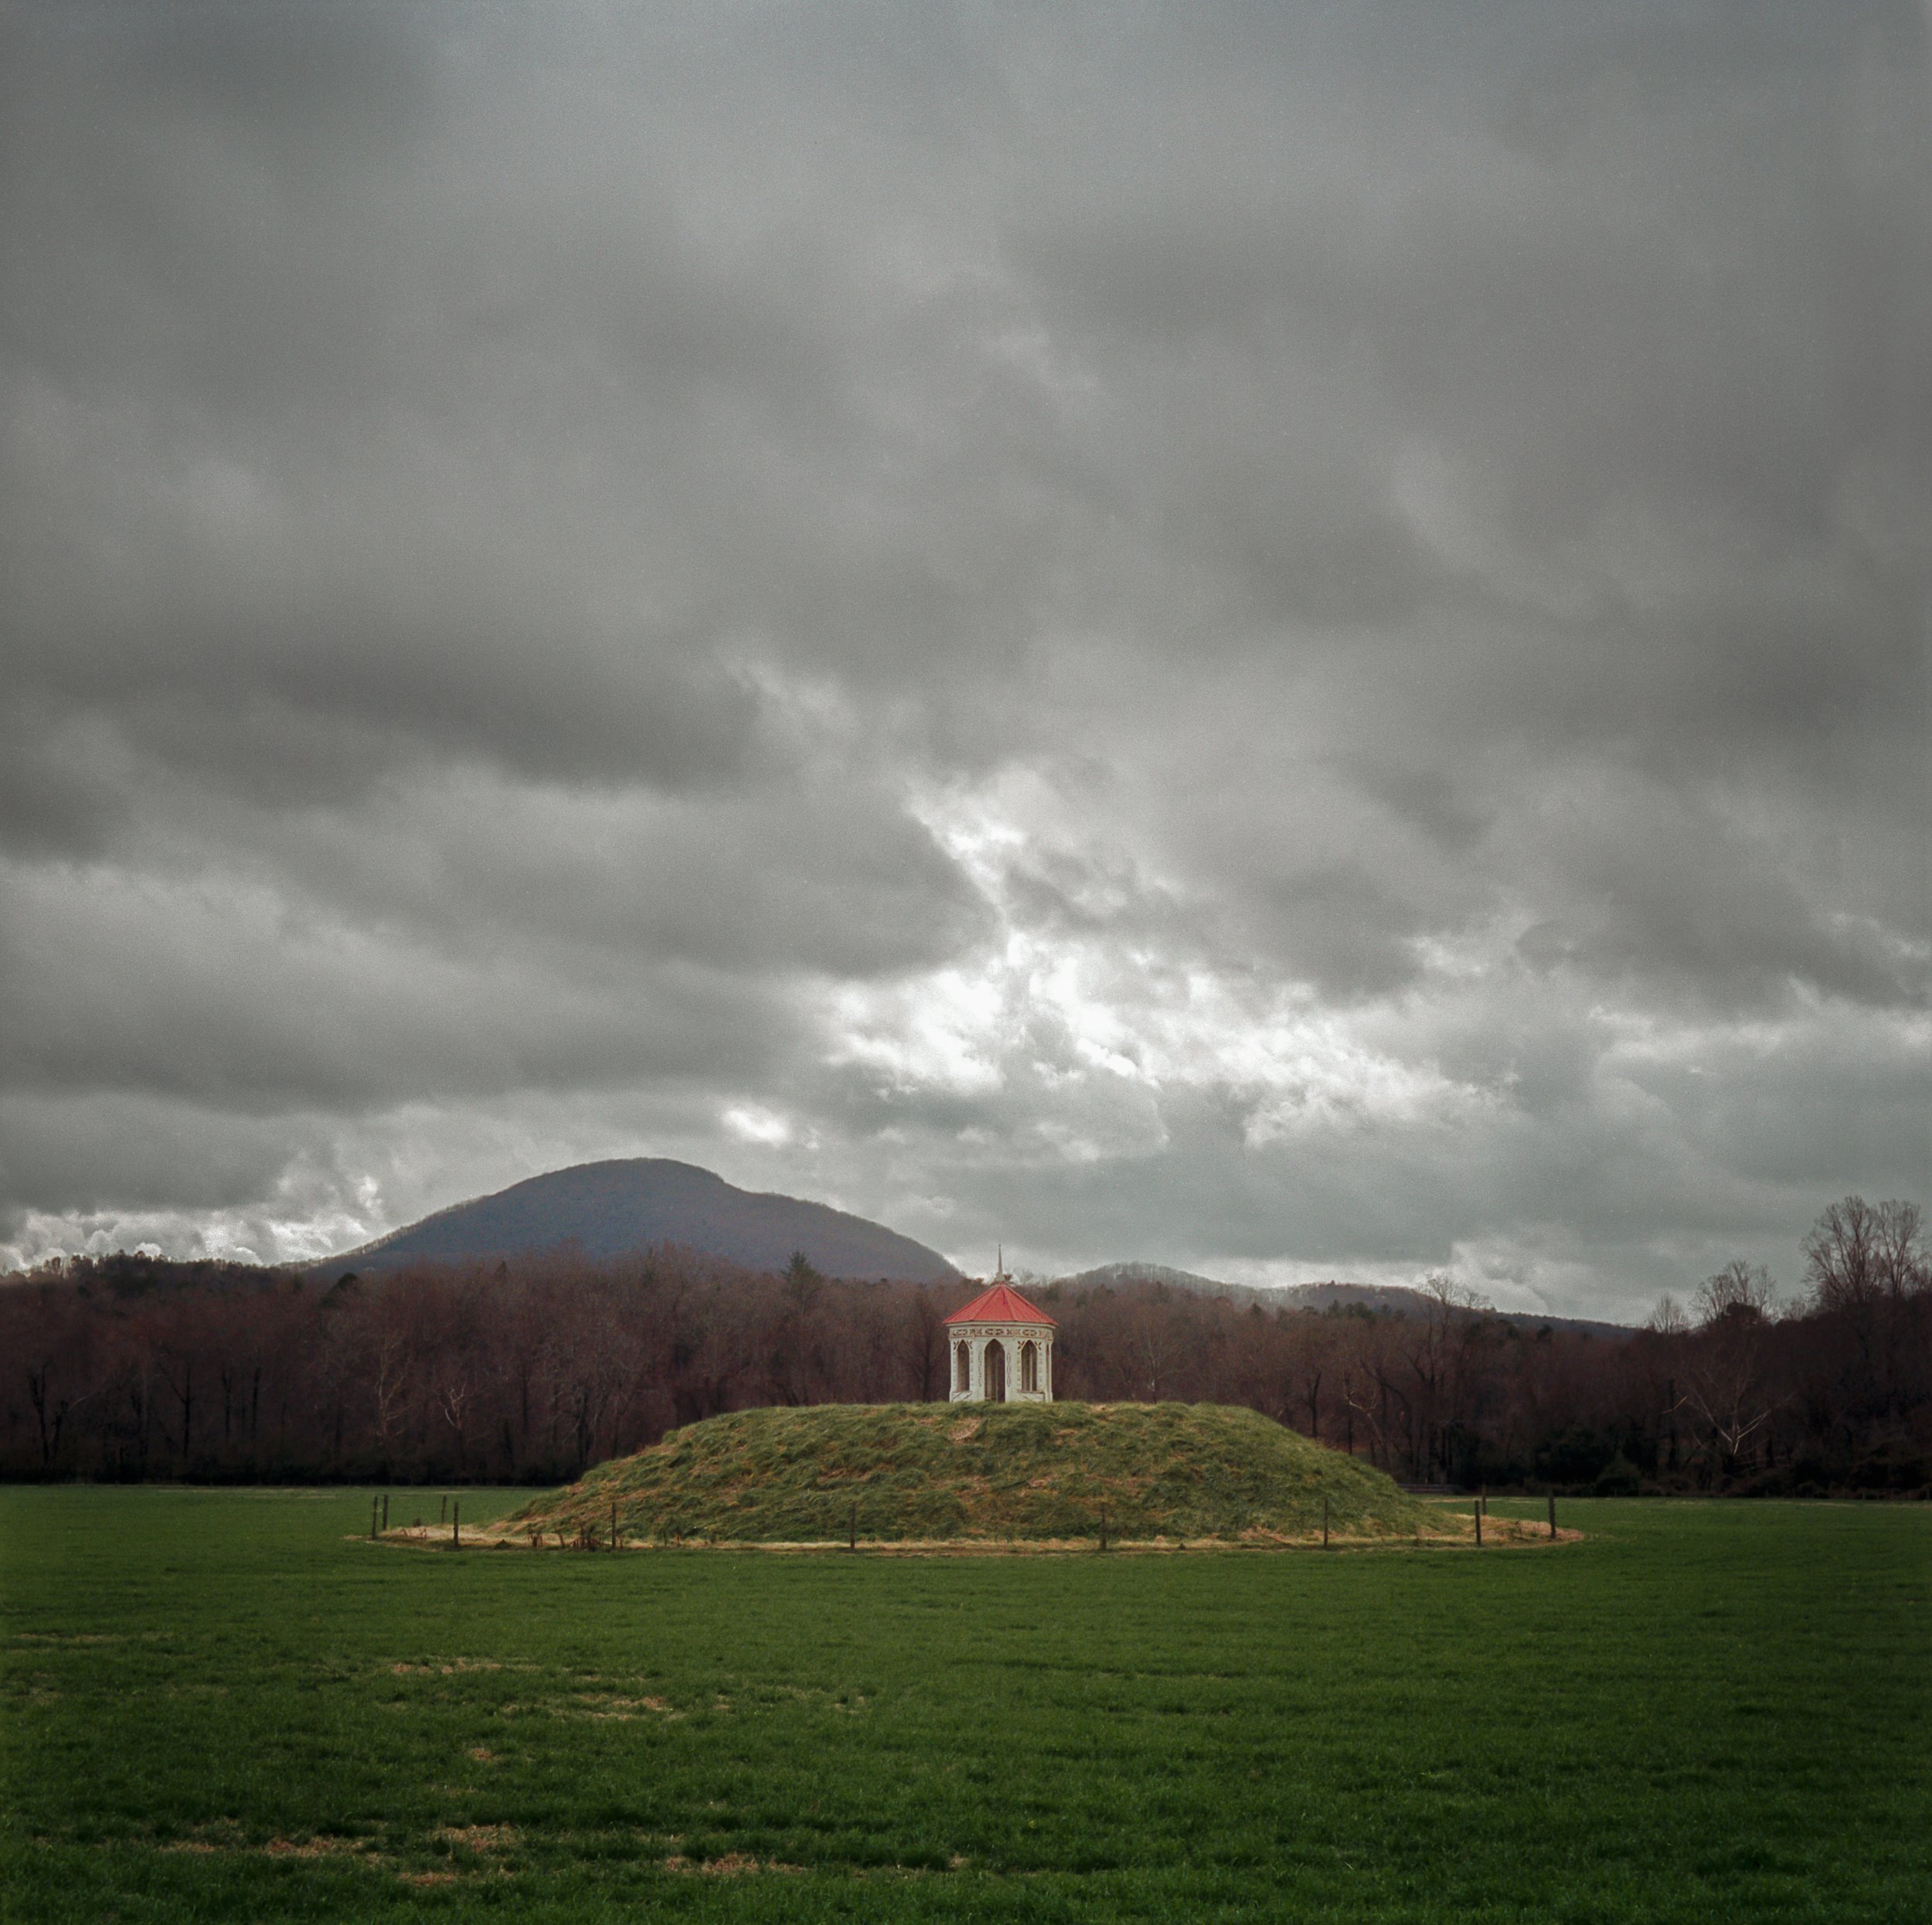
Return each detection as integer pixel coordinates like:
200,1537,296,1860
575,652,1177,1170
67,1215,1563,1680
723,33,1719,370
943,1281,1056,1328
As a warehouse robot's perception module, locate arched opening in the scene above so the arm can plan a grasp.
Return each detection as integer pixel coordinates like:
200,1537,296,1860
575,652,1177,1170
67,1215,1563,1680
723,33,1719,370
984,1339,1006,1403
1019,1340,1037,1393
955,1341,971,1396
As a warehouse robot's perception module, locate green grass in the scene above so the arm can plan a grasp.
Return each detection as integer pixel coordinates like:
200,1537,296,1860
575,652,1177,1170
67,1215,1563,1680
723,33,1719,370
512,1402,1435,1546
2,1487,1927,1921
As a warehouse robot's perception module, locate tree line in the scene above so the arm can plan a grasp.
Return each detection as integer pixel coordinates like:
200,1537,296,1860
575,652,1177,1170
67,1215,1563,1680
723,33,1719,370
2,1196,1925,1495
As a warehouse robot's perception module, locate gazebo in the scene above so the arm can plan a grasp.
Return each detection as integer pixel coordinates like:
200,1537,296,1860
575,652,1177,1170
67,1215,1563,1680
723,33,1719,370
944,1266,1055,1404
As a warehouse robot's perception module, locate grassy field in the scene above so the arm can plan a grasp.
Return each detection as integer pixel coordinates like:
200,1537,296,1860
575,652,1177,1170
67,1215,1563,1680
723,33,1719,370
510,1402,1441,1546
2,1487,1927,1921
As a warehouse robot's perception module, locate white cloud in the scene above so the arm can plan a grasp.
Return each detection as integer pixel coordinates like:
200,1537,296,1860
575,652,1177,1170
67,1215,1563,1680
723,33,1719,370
723,1104,794,1148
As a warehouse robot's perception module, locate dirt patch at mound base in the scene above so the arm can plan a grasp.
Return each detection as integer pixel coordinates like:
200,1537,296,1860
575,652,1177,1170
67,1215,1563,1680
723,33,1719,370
430,1519,1583,1556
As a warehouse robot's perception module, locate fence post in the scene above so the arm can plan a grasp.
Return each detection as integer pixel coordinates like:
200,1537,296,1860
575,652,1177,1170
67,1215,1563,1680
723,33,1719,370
611,1498,618,1552
453,1498,460,1549
382,1492,389,1532
1098,1504,1108,1553
1322,1496,1329,1549
1474,1501,1482,1548
1548,1493,1556,1540
370,1497,379,1540
440,1495,447,1525
849,1498,857,1552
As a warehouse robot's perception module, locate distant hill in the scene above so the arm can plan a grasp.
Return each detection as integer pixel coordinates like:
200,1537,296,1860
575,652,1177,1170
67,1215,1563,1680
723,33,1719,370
330,1159,961,1284
1063,1260,1253,1298
1281,1280,1634,1339
1057,1261,1632,1339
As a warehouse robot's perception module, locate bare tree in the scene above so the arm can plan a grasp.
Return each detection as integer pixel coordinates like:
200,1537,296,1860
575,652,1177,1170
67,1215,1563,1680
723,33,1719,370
1872,1202,1930,1300
437,1369,475,1474
903,1288,944,1402
1125,1295,1181,1402
370,1324,414,1474
1675,1315,1779,1468
1694,1260,1779,1327
1648,1294,1689,1337
1668,1263,1784,1471
1805,1197,1883,1311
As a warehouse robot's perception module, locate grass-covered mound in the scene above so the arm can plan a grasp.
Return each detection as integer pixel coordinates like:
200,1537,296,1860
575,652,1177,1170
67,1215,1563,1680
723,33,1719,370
505,1402,1440,1546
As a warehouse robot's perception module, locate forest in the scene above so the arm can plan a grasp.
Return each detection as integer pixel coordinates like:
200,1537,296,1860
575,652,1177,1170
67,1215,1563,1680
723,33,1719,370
2,1196,1924,1496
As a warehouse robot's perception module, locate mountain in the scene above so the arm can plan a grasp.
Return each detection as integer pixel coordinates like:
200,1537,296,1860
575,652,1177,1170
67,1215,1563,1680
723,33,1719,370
1277,1280,1634,1338
1057,1261,1633,1338
1062,1260,1279,1304
330,1158,961,1284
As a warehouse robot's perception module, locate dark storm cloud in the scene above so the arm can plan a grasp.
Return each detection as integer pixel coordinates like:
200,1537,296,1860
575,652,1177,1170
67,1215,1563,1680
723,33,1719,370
1,2,1924,1308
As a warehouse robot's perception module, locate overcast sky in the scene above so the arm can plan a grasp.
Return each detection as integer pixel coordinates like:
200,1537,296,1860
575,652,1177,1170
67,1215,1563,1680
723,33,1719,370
2,4,1927,1315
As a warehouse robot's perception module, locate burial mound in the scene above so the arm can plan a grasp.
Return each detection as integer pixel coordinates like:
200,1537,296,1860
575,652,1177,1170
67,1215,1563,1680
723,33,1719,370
506,1401,1449,1547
